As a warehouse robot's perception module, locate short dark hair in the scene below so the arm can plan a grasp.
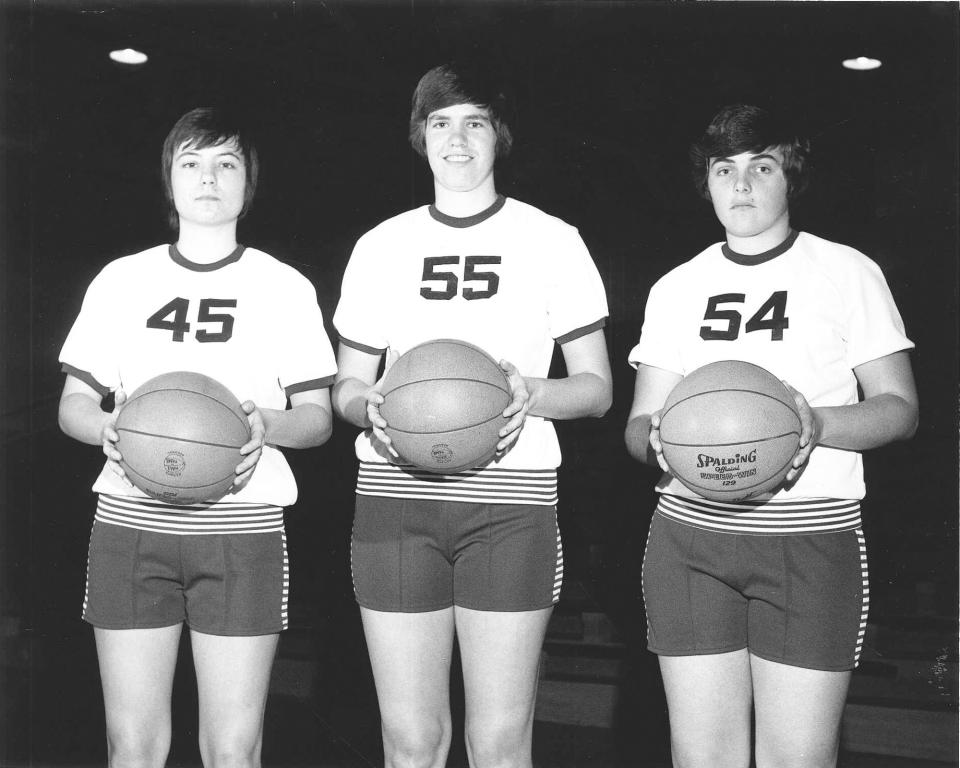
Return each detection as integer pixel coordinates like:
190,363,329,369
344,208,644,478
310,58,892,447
409,63,514,159
161,107,259,230
690,104,810,201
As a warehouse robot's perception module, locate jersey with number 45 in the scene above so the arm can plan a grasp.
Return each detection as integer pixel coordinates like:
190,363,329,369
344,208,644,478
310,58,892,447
59,244,337,506
629,231,913,501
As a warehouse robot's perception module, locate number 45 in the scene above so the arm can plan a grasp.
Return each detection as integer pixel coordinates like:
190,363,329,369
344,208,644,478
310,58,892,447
700,291,789,341
146,297,237,343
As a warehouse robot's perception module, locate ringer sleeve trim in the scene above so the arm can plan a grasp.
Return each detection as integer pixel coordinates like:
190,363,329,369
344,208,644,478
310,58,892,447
556,317,607,345
61,363,110,398
285,375,336,397
339,336,387,356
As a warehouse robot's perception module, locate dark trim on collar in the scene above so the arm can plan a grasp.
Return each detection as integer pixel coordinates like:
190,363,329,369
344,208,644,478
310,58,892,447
429,195,506,228
169,243,245,272
722,230,799,266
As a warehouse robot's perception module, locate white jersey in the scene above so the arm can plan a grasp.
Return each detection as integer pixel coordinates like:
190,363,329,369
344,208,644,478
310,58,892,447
60,244,337,511
629,230,913,503
334,196,608,504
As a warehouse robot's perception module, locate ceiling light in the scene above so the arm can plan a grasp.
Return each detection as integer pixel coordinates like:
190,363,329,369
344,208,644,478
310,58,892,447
842,56,881,71
109,48,148,65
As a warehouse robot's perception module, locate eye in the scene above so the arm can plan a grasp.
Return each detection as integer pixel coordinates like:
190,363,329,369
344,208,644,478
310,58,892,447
180,160,198,168
714,167,731,176
755,164,772,174
219,160,238,170
430,119,448,129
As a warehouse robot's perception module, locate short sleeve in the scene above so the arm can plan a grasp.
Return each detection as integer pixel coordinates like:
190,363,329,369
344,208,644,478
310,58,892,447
333,232,389,351
627,273,685,375
58,265,121,393
275,273,337,393
843,256,913,368
546,228,608,340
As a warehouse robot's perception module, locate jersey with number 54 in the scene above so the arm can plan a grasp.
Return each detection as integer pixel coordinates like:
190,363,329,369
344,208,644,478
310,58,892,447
629,231,913,501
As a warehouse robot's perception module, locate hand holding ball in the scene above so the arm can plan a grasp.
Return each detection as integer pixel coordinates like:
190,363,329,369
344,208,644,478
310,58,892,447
379,339,511,473
115,371,251,504
658,360,801,501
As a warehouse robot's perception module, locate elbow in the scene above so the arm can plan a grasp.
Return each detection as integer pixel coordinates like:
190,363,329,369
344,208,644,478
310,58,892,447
588,379,613,419
902,404,920,441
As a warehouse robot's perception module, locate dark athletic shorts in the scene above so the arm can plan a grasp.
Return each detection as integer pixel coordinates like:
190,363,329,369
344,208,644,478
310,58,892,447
642,512,868,671
350,495,562,612
83,520,289,636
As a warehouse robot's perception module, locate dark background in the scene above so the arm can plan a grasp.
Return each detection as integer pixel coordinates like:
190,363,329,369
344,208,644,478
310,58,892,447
1,1,957,765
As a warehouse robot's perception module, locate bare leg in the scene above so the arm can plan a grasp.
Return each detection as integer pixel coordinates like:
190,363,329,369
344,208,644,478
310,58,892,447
190,630,279,768
360,607,456,768
95,625,183,768
658,650,753,768
456,606,552,768
751,654,850,768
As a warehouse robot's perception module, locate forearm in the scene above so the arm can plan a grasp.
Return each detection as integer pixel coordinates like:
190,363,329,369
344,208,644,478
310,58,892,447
58,392,112,446
625,414,660,466
260,403,333,449
332,377,372,429
526,372,611,420
817,393,919,451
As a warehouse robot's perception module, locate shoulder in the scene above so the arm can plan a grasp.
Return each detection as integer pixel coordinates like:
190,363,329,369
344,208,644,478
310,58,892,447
357,206,432,243
794,232,887,280
502,197,579,237
241,247,318,294
652,241,725,288
93,244,170,283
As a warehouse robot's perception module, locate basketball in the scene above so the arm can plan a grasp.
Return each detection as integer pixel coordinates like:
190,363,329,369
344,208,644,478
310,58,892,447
380,339,512,474
115,371,251,505
659,360,802,502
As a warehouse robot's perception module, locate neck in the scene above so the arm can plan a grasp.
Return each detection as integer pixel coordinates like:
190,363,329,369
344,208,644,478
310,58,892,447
433,178,498,218
725,214,791,255
176,220,239,263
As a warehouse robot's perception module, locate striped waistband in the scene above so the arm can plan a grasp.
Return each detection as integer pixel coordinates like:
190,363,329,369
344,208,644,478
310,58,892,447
657,493,862,535
95,494,284,535
356,461,558,506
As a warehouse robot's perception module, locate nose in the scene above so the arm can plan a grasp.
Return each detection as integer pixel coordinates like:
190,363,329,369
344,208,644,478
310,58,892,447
734,170,751,193
200,163,216,185
448,124,467,147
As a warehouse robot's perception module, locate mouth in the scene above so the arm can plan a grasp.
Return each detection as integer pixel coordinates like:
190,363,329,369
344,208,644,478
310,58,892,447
196,195,220,201
443,154,473,163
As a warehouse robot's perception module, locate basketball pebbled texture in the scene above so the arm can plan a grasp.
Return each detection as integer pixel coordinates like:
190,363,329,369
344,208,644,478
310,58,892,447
115,371,251,505
380,339,512,474
659,360,802,502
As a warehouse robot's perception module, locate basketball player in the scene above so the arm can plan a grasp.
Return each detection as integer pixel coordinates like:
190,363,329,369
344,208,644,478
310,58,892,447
58,107,336,768
332,63,612,768
624,104,918,767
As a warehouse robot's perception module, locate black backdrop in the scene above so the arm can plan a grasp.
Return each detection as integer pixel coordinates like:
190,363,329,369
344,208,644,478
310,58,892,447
2,1,957,764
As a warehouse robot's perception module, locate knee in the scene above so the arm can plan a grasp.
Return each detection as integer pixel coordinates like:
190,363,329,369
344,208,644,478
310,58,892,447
464,713,532,768
756,734,840,768
105,724,170,768
670,738,749,768
381,713,451,768
197,734,262,768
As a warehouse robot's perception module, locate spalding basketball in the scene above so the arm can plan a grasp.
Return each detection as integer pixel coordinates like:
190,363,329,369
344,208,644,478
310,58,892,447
380,339,511,474
115,371,251,505
659,360,801,502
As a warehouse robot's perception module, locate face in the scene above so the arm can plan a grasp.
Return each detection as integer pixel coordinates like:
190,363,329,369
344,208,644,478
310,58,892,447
423,103,497,195
170,139,246,227
707,148,790,241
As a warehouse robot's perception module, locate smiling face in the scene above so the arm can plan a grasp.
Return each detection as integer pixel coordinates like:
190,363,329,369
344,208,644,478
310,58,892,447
707,148,791,251
170,140,246,228
424,103,497,200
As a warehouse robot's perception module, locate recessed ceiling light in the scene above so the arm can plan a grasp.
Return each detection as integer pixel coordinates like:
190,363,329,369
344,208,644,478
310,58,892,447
842,56,882,71
109,48,148,65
